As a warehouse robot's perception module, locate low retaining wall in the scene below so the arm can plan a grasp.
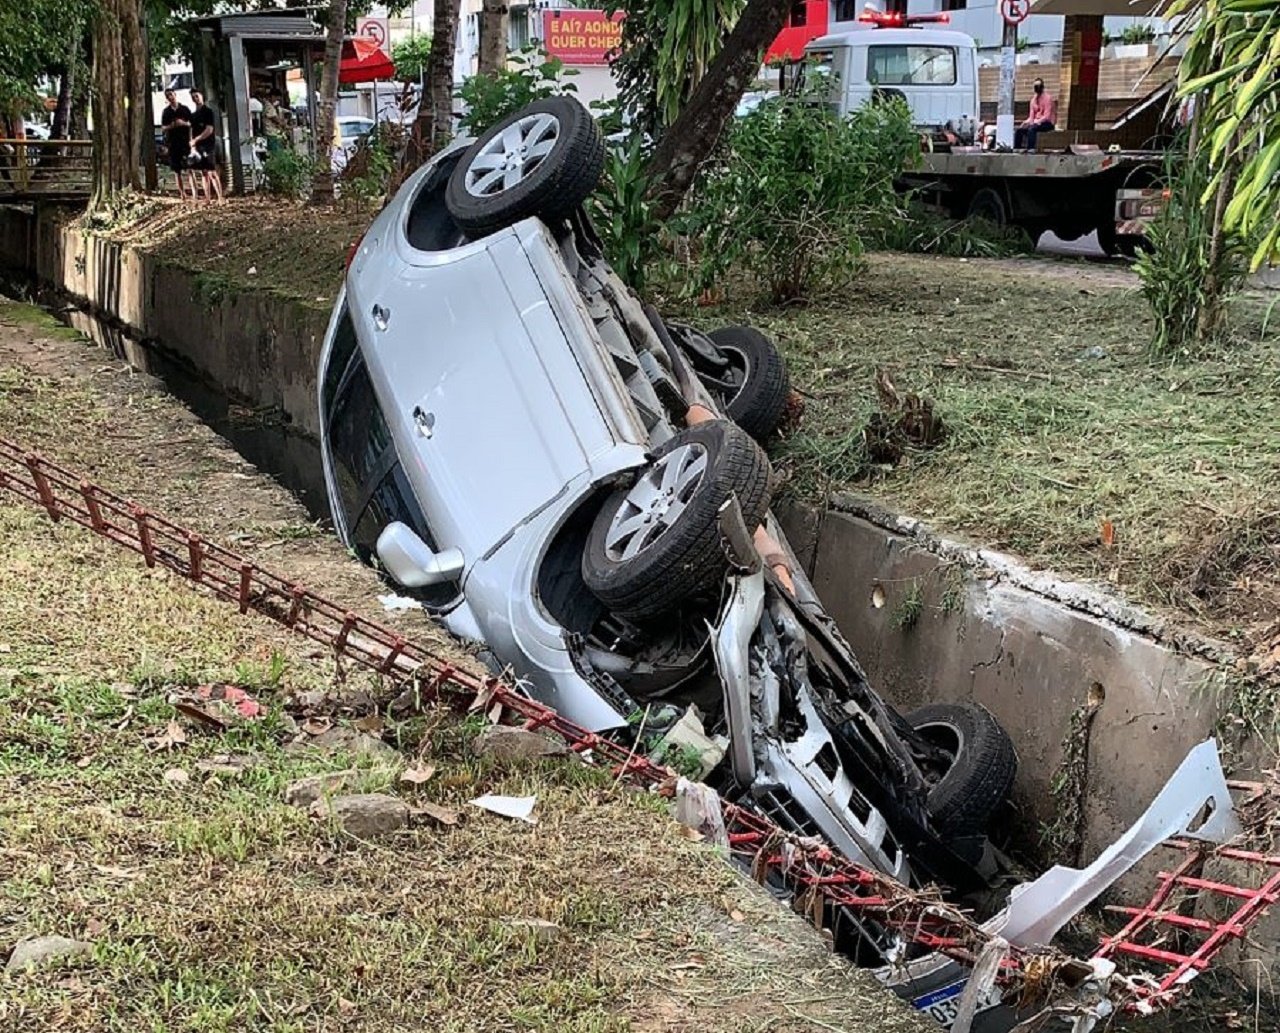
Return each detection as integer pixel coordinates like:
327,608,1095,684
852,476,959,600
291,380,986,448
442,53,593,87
777,496,1227,873
0,205,329,438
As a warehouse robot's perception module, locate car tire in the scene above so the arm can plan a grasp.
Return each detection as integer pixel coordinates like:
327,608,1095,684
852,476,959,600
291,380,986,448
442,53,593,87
445,96,605,238
906,703,1017,837
582,420,772,623
704,326,791,444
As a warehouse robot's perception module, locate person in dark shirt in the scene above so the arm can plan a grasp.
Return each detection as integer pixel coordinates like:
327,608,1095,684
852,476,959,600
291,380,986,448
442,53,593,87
160,89,196,200
188,90,224,201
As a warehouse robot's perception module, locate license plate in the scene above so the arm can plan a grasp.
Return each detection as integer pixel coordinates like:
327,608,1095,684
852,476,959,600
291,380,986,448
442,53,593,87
911,979,1002,1028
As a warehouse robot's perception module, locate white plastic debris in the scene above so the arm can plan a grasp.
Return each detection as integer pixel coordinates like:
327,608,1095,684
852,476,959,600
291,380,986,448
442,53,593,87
470,793,537,824
673,777,728,850
653,706,728,780
378,593,423,612
951,935,1008,1033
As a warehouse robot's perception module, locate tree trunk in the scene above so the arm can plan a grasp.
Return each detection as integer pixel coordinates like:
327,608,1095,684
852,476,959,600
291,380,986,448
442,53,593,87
404,0,461,168
643,0,790,222
52,58,75,140
91,0,133,206
311,0,350,204
478,0,509,75
121,0,147,191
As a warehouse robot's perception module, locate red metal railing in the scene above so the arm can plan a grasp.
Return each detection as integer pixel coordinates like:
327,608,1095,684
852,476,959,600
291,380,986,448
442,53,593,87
2,435,1276,1021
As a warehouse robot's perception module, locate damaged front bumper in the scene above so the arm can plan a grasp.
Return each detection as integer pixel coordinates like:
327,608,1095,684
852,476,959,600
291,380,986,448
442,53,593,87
879,738,1241,1031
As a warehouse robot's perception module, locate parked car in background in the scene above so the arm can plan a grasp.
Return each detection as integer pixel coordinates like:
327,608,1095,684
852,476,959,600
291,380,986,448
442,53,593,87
333,116,375,172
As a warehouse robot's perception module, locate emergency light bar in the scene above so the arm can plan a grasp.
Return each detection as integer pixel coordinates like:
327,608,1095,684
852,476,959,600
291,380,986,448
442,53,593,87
858,10,951,25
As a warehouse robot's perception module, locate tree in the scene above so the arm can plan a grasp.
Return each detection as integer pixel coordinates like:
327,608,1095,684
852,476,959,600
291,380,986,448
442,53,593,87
90,0,149,204
643,0,792,221
478,0,509,74
392,33,433,83
1162,0,1279,270
405,0,461,166
607,0,745,137
311,0,350,203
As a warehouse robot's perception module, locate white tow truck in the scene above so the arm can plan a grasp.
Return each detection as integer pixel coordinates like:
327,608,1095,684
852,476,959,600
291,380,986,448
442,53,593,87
792,13,1166,255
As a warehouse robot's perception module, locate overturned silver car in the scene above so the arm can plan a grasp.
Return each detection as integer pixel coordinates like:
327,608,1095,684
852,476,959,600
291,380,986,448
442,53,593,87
317,98,1248,1029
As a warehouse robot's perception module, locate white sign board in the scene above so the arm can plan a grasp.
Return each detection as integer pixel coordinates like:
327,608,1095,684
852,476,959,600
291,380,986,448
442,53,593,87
356,17,390,51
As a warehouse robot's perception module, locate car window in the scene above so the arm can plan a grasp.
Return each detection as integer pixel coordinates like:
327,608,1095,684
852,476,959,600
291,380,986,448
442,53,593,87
322,307,359,422
328,358,393,522
868,45,957,86
324,326,461,608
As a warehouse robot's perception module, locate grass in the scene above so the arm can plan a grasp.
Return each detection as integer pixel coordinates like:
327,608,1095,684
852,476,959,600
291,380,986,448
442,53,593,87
0,305,930,1032
681,253,1280,638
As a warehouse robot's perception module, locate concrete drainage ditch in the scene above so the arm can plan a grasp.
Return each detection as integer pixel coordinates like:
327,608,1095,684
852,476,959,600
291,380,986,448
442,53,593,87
2,204,1276,1021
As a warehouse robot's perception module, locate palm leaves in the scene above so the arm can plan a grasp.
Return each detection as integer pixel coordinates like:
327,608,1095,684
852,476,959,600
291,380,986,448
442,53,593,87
1163,0,1280,269
609,0,747,136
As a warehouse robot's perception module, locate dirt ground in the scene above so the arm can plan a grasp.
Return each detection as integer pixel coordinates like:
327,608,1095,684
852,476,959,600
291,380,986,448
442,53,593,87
0,300,931,1033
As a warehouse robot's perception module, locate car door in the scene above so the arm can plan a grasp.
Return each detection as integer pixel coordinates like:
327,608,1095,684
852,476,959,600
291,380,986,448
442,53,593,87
368,228,613,559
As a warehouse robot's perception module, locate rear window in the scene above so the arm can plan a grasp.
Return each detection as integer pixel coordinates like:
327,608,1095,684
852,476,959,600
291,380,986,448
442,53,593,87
868,45,957,86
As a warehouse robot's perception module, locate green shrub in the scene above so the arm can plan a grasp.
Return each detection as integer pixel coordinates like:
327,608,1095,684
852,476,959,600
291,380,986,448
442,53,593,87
340,123,399,210
1120,23,1157,45
1137,144,1248,357
262,148,314,198
455,47,578,136
392,34,433,83
588,131,663,290
686,91,919,303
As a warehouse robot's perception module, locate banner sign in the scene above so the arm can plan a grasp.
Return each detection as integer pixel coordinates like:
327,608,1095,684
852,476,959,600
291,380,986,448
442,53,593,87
541,9,625,66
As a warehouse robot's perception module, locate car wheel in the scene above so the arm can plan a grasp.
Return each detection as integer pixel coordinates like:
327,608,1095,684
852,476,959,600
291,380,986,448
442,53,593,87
582,420,772,623
906,703,1017,837
445,96,605,239
703,326,791,444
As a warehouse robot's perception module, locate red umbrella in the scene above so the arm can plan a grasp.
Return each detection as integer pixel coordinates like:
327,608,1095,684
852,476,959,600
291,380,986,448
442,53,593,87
339,36,395,84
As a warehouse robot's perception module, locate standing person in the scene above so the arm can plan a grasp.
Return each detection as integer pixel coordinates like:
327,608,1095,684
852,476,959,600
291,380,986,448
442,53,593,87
1014,78,1057,151
262,88,289,154
188,90,224,201
160,89,196,200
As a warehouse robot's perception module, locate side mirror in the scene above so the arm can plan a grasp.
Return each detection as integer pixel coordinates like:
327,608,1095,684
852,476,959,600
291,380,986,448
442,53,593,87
375,522,464,588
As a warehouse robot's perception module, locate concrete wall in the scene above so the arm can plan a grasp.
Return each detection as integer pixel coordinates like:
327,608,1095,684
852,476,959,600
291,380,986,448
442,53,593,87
777,495,1228,874
1,205,329,440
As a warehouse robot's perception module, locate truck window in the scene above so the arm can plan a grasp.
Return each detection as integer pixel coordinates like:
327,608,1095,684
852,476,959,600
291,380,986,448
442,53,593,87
868,45,957,87
784,50,835,98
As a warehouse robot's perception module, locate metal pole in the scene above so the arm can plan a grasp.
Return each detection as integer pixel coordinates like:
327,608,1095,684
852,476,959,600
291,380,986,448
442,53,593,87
997,20,1017,149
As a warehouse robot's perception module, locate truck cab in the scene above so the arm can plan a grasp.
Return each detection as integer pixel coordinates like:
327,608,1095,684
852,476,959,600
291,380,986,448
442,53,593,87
799,20,979,138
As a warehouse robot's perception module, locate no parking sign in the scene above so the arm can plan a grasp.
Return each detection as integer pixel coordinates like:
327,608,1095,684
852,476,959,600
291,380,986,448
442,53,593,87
1001,0,1031,24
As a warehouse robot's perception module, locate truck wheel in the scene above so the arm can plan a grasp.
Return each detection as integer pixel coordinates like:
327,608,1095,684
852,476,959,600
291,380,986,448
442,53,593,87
704,326,791,444
445,96,605,238
1096,221,1119,258
967,188,1007,226
907,703,1017,837
582,421,772,623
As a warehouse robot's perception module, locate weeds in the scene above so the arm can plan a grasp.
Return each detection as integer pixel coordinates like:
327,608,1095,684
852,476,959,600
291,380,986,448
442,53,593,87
871,200,1035,259
890,580,925,630
192,270,237,307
